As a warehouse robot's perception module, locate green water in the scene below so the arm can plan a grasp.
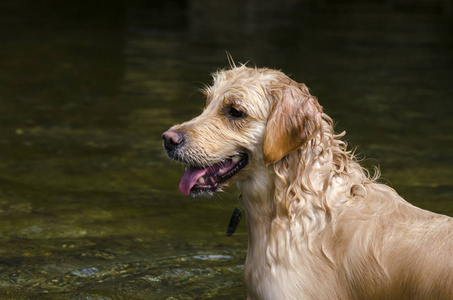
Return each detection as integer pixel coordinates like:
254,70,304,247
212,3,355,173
0,0,452,299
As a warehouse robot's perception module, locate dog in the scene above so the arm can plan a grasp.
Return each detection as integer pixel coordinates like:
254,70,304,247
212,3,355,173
162,65,453,299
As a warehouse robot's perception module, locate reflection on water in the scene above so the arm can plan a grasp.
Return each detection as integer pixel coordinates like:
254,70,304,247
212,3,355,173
0,0,452,298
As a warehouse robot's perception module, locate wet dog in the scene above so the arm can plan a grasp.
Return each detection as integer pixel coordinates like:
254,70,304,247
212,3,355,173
163,65,453,299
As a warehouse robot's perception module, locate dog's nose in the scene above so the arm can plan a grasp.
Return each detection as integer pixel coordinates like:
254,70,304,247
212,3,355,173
162,130,184,151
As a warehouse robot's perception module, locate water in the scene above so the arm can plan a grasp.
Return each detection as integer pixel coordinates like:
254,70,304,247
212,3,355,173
0,0,452,298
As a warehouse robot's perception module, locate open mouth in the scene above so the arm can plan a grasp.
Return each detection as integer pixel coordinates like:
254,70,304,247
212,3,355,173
179,154,248,195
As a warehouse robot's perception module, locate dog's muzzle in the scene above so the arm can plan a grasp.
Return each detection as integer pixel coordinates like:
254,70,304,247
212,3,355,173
162,130,185,158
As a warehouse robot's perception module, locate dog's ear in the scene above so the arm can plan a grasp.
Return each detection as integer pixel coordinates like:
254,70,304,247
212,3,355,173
263,82,322,165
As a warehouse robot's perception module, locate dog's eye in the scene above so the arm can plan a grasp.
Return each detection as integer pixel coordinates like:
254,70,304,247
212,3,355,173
228,106,246,119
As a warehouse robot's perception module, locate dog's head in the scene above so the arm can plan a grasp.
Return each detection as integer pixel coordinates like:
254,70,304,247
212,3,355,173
163,66,323,196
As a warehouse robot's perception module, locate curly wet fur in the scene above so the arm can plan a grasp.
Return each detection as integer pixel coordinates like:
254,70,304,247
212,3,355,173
165,65,453,299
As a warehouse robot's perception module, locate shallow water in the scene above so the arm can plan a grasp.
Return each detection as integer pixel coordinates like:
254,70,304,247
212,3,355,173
0,0,452,299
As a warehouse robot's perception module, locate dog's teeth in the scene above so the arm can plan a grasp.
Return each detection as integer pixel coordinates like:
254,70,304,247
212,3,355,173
232,155,241,163
198,177,205,183
218,168,225,175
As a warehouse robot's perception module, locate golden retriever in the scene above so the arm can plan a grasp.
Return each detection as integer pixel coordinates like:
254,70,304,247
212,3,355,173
162,65,453,299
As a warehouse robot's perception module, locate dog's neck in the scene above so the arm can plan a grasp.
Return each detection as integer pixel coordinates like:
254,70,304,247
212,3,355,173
237,129,369,283
239,138,335,241
237,165,276,238
237,167,277,286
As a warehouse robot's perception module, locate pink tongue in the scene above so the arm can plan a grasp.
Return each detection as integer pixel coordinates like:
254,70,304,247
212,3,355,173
179,166,207,195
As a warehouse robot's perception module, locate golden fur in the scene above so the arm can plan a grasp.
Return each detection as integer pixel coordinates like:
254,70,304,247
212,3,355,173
164,65,453,299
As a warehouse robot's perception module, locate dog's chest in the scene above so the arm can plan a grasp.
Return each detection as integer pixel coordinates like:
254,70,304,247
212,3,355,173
244,246,318,300
244,235,341,300
245,265,297,300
